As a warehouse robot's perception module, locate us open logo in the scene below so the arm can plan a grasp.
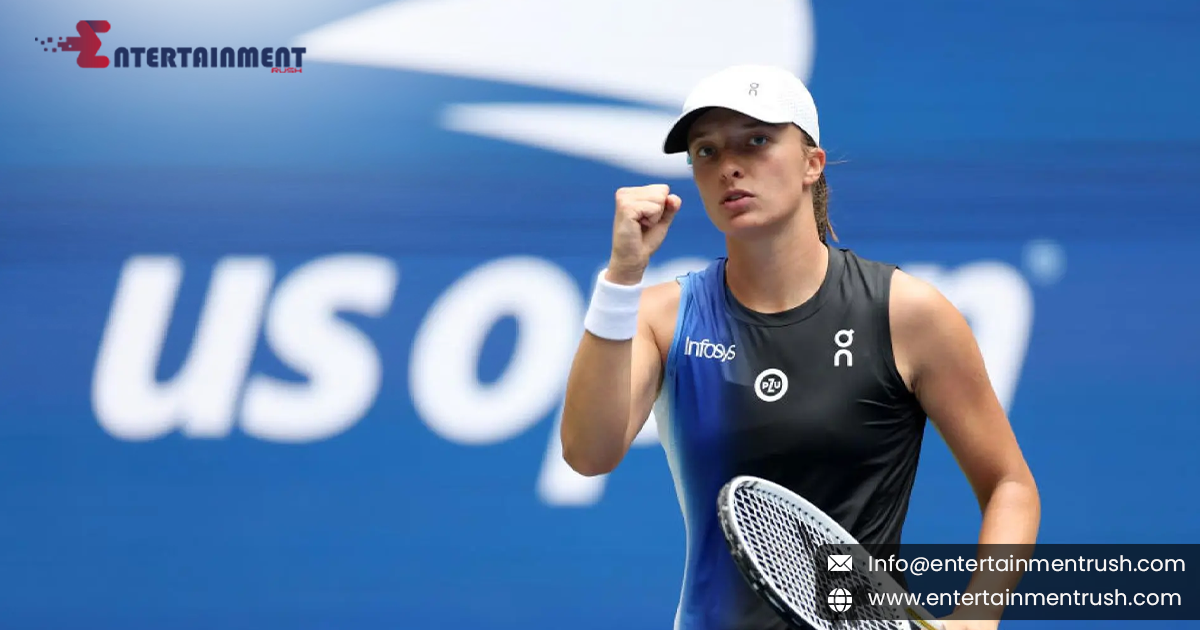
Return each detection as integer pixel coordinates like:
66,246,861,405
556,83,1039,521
37,20,306,73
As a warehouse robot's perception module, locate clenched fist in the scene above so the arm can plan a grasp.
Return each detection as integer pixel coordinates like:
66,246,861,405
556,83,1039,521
607,184,682,285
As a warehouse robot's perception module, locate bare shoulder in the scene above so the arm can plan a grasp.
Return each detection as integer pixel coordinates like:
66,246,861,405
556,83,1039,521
888,269,960,332
888,269,975,391
640,279,682,363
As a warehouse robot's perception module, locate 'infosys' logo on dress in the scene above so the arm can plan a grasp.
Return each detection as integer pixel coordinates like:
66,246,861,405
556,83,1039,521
684,337,736,363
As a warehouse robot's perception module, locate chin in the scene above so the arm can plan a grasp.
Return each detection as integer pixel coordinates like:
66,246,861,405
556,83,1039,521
719,208,786,237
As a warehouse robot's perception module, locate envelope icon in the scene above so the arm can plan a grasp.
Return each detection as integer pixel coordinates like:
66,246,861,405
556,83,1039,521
828,554,852,572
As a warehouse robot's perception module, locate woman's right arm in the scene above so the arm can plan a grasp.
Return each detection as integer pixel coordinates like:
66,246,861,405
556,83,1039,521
560,183,683,476
561,280,677,476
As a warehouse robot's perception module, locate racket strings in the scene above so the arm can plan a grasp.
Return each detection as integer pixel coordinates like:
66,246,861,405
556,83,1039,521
742,491,815,613
730,483,903,630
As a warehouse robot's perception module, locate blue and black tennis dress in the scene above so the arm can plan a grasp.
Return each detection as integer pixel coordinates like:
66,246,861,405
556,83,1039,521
652,246,929,630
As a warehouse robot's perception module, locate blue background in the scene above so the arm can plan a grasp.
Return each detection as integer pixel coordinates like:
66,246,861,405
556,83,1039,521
2,1,1199,628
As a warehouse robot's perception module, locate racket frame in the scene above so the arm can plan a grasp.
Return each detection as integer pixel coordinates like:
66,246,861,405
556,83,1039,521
717,475,943,630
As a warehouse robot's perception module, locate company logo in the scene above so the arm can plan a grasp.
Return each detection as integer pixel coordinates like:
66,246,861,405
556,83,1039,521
38,21,306,72
293,0,814,176
834,329,854,367
684,337,736,363
37,20,111,68
754,368,789,402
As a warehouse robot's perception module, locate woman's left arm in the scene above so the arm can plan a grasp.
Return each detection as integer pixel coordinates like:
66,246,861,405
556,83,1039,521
890,270,1042,629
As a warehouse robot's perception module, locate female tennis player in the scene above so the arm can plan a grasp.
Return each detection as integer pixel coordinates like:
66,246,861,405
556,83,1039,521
560,65,1040,630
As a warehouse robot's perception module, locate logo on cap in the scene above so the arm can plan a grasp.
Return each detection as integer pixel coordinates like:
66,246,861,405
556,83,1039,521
748,82,759,96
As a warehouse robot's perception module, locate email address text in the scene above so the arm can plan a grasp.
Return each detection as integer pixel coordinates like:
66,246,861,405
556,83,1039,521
869,555,1185,576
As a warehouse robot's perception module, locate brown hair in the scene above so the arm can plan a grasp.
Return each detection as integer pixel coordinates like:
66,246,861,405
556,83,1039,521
802,131,837,244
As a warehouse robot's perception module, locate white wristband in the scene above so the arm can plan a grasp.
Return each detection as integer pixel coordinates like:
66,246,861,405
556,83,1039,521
583,269,644,340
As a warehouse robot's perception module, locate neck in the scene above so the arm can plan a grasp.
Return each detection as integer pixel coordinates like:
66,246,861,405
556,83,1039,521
724,211,829,314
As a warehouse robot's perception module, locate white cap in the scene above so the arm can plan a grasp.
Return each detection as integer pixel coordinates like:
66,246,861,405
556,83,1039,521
662,64,820,154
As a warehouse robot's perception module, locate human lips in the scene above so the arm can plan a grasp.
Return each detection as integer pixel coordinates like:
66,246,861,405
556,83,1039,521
721,189,755,210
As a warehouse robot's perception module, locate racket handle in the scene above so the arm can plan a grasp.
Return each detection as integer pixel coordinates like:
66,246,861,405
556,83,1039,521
904,604,945,630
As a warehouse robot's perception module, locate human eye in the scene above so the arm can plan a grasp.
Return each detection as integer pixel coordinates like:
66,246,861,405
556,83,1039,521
748,135,769,147
694,145,715,158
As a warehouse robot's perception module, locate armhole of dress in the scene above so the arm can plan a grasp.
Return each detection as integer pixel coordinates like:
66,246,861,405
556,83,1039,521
877,265,912,399
663,273,691,384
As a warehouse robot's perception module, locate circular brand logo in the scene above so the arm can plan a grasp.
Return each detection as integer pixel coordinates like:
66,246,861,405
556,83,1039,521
753,368,788,402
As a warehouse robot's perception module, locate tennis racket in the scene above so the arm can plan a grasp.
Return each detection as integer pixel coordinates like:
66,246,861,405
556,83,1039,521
718,475,945,630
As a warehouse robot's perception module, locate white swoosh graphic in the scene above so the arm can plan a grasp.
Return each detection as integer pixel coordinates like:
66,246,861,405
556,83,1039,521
295,0,813,174
443,103,692,177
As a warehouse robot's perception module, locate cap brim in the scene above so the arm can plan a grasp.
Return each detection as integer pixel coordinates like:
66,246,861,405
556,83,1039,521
662,107,716,155
661,105,795,155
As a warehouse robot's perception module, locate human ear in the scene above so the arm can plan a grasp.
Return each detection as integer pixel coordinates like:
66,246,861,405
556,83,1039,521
804,146,826,186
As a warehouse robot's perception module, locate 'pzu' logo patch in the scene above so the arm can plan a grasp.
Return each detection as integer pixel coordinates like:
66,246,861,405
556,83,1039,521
753,368,788,402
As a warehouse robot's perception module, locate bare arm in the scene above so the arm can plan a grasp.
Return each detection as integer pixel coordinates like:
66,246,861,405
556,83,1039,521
891,270,1041,625
561,182,682,476
561,279,677,476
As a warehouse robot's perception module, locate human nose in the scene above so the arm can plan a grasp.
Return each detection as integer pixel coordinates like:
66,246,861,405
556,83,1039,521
718,154,744,181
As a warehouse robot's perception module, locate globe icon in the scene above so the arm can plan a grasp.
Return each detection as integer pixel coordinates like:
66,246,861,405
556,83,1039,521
828,587,853,613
